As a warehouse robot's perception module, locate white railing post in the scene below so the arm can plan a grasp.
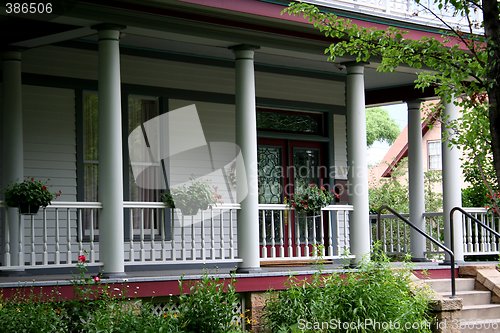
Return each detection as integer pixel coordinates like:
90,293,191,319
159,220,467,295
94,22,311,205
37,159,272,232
2,51,24,268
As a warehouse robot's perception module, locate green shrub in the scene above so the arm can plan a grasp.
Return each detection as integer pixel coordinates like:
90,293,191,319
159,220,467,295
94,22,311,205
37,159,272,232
263,248,432,332
0,292,68,333
0,270,245,332
77,299,183,333
178,275,244,333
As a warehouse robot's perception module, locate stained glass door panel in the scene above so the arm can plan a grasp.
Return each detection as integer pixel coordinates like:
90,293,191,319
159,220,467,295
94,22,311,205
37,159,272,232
291,143,327,256
258,145,289,257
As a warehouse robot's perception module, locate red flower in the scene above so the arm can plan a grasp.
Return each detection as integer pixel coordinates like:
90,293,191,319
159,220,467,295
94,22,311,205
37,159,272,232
78,254,86,263
93,275,101,283
42,185,47,191
320,186,326,191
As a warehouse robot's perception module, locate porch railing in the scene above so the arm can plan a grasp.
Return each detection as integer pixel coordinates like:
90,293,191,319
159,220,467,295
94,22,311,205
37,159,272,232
372,208,500,260
0,201,241,271
123,202,240,265
0,201,103,270
304,0,483,34
258,204,354,261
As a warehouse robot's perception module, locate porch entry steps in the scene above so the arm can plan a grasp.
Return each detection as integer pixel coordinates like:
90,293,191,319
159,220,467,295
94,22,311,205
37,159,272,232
421,278,500,332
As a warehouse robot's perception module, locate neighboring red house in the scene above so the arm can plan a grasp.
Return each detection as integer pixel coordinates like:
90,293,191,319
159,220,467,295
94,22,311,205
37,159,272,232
369,102,465,193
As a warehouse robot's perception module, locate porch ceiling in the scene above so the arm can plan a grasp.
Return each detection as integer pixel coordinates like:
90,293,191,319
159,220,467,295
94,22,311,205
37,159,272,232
0,0,429,104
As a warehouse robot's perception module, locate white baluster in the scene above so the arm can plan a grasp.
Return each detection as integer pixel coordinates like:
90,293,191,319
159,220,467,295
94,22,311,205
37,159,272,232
219,210,225,259
201,210,206,260
30,214,35,265
150,209,156,262
287,210,293,258
43,209,48,265
55,209,60,265
192,214,196,260
171,209,177,261
66,208,72,264
229,209,235,259
295,215,301,257
129,209,135,263
210,209,215,260
89,210,95,263
18,214,23,267
77,209,83,262
304,214,310,257
261,210,267,258
320,211,325,257
279,210,285,258
181,214,186,261
161,209,166,261
4,211,10,266
270,210,276,258
140,209,145,262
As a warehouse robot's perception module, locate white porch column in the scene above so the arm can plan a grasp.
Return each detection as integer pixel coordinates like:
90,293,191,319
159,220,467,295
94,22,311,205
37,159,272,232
2,51,23,267
442,98,464,262
94,25,125,277
231,44,261,272
345,64,370,264
407,100,427,261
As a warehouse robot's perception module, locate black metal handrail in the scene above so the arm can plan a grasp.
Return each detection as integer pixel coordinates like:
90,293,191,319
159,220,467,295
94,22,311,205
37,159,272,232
450,207,500,257
377,205,456,298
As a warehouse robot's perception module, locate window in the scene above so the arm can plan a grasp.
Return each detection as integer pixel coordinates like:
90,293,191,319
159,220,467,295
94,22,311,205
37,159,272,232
82,92,99,202
82,91,99,237
427,140,442,170
80,92,164,240
257,109,324,135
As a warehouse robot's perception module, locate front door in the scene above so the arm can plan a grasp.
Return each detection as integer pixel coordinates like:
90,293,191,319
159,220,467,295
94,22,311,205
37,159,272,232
258,139,327,259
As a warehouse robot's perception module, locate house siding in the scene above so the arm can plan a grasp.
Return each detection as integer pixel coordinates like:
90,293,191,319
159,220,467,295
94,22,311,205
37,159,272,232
22,46,345,106
23,85,77,199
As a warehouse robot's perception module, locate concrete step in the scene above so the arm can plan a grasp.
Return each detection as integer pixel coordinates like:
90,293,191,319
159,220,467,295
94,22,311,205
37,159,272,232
437,290,491,306
460,319,500,333
461,304,500,320
422,278,476,293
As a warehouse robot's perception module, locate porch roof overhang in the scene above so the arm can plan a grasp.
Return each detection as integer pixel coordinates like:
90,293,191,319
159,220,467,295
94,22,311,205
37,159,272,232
0,0,441,105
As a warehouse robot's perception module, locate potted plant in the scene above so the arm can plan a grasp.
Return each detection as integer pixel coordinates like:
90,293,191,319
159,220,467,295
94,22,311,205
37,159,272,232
287,183,335,214
3,178,61,214
161,179,222,216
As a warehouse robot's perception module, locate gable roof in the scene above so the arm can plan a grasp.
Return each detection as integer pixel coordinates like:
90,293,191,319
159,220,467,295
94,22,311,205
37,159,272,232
379,107,440,177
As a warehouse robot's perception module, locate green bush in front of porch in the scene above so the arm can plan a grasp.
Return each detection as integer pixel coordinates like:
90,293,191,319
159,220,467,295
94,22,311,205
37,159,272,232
263,246,433,333
0,275,247,333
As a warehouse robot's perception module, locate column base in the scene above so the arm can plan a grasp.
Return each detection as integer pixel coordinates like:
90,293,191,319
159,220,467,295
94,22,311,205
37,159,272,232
410,257,432,263
234,266,262,274
440,260,462,266
101,272,127,279
0,267,26,277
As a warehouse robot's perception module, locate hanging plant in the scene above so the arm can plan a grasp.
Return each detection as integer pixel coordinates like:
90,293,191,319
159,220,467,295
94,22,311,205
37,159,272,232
3,178,61,214
161,179,222,216
287,183,337,213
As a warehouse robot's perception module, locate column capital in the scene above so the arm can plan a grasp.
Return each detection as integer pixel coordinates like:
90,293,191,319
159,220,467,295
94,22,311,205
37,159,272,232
343,61,368,72
2,50,22,62
92,23,126,31
406,99,423,110
229,44,260,60
229,44,260,52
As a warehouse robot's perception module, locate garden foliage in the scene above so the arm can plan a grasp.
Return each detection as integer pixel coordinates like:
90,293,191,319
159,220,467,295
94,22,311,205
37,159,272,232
263,246,433,333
